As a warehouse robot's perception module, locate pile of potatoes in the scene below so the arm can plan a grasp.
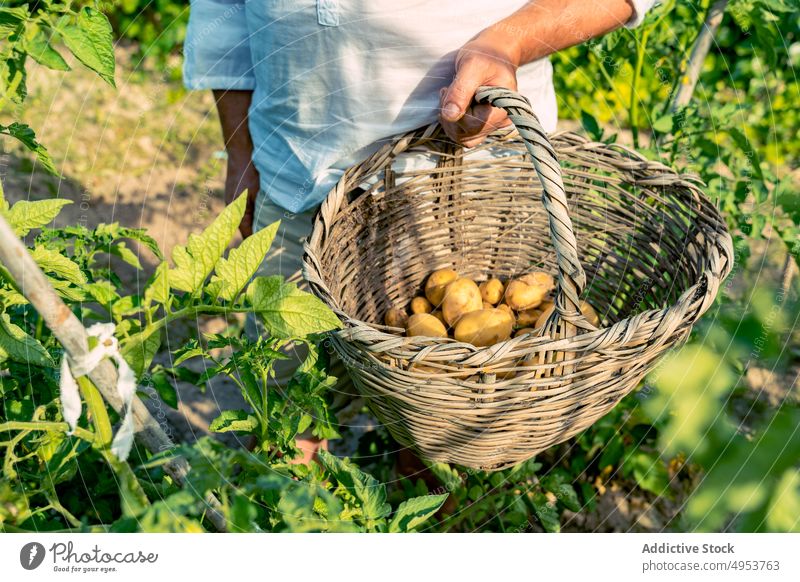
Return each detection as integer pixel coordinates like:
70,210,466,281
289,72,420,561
384,268,600,348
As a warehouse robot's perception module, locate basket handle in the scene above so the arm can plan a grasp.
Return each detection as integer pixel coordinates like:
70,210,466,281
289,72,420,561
475,85,588,329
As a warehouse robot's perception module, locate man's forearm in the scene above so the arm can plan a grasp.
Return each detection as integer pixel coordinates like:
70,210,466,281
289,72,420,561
213,89,254,161
482,0,636,67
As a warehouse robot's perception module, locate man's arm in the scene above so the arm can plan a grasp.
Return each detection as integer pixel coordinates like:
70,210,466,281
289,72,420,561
214,90,260,238
440,0,647,146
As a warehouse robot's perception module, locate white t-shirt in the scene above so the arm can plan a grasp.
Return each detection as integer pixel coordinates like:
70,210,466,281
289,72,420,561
184,0,655,213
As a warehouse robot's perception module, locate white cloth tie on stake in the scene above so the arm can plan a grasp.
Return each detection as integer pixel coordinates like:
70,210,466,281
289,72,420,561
59,323,137,461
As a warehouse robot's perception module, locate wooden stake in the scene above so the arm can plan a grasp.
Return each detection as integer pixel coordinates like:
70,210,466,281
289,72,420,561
0,213,227,532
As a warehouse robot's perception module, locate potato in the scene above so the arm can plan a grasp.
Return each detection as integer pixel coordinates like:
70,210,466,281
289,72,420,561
496,303,514,318
581,301,601,327
424,268,458,306
535,300,601,328
430,310,447,326
516,308,542,328
505,279,547,310
441,278,483,326
453,309,513,347
410,296,433,315
494,305,515,328
384,307,408,328
514,327,536,338
482,301,494,310
479,278,504,305
519,271,555,292
406,313,448,338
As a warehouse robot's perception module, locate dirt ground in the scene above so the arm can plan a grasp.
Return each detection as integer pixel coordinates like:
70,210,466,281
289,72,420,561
2,48,796,532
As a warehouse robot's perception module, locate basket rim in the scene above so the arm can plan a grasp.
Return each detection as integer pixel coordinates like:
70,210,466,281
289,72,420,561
302,123,734,364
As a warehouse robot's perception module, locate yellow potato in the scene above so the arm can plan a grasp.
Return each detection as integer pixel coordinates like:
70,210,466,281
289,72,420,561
430,310,447,326
505,279,547,310
453,309,513,347
519,271,555,292
516,308,542,328
494,305,515,328
581,301,601,327
535,300,601,328
479,278,504,305
514,327,536,338
482,301,494,310
384,307,408,328
410,296,433,315
441,278,483,326
424,268,458,306
406,313,448,338
496,303,514,318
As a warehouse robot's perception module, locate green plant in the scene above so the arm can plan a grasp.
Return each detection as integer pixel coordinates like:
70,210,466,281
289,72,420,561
1,1,118,173
0,189,448,532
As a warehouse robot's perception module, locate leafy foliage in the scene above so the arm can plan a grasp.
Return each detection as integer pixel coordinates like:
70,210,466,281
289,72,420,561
1,1,118,173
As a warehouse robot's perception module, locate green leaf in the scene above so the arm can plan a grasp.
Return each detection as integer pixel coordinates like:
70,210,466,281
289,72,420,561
116,227,164,261
58,8,115,87
0,52,27,105
172,346,206,366
0,313,54,368
580,110,602,140
210,220,280,301
317,450,391,523
0,7,28,38
168,192,246,293
26,28,70,71
85,280,119,306
209,410,258,434
764,470,800,533
144,262,169,308
651,113,673,134
775,177,800,225
629,451,671,498
120,326,161,377
0,123,58,176
388,494,448,532
229,493,257,533
542,473,582,512
248,276,341,339
149,367,179,409
109,242,142,269
4,197,71,236
29,246,86,285
727,128,765,183
530,492,560,532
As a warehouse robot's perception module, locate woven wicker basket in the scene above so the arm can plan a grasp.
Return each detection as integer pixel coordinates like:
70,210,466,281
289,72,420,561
303,87,733,471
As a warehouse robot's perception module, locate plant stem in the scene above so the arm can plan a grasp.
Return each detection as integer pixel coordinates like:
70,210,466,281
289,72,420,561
0,420,95,441
668,0,729,115
629,29,649,148
77,376,151,516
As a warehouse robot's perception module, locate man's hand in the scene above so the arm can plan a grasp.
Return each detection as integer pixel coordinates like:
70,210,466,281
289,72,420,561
440,0,638,148
440,32,518,148
224,156,259,239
